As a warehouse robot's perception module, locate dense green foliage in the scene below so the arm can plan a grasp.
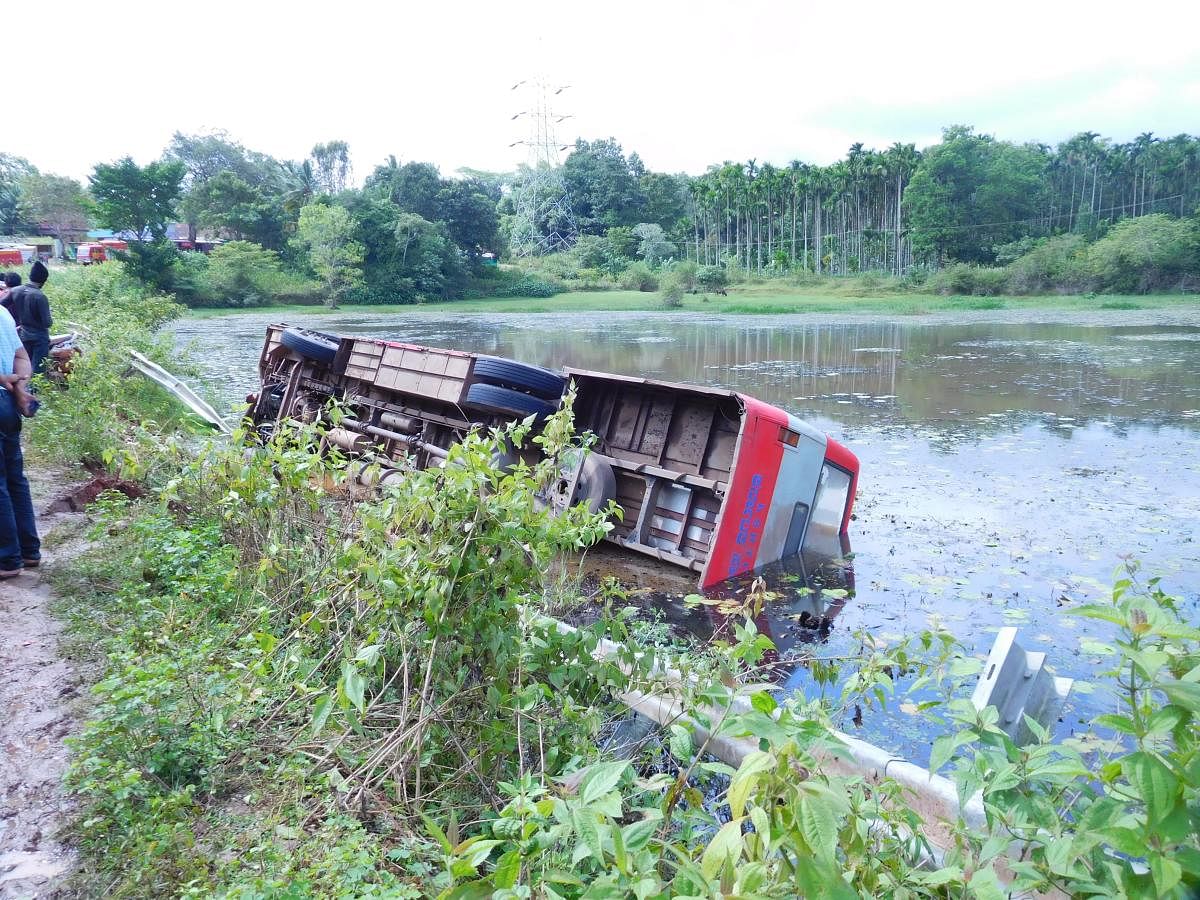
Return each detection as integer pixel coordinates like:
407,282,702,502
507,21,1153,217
915,214,1200,296
682,128,1200,278
6,126,1199,310
89,157,186,241
51,439,1200,897
905,127,1046,265
0,151,37,232
170,241,318,308
25,264,190,468
25,272,1200,896
17,172,89,237
294,203,365,307
522,129,1199,297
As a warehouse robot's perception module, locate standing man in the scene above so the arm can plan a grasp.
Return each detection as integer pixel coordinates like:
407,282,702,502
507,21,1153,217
9,261,52,376
0,302,39,578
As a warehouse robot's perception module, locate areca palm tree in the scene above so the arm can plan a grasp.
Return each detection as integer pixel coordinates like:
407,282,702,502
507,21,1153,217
1131,132,1157,215
887,143,919,274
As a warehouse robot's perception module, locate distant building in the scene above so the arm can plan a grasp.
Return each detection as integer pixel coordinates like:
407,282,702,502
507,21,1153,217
35,221,88,245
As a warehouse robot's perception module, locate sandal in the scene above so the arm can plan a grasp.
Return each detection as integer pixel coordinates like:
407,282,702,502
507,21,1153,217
0,569,22,579
22,558,39,568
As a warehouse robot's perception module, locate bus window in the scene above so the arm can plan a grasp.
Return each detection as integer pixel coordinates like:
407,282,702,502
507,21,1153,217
805,464,853,544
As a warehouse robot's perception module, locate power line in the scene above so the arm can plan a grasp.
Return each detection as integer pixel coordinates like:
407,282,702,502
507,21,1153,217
936,193,1185,232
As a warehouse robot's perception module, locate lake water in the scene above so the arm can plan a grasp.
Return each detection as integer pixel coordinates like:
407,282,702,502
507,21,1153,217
171,308,1200,762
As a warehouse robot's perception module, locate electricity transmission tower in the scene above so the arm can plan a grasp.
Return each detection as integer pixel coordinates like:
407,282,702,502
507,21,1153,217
507,78,578,257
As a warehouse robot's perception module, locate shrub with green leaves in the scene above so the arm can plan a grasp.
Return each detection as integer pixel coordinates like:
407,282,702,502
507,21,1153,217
1086,214,1200,293
493,272,562,298
204,240,284,307
659,272,685,309
927,262,1009,296
1004,233,1090,294
620,261,658,292
696,265,728,293
29,263,192,471
928,563,1200,898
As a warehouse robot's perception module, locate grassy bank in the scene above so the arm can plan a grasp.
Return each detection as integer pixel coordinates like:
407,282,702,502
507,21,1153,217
28,264,197,471
183,283,1200,318
24,266,1200,897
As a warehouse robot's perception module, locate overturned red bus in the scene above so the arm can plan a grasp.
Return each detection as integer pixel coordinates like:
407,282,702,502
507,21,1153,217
248,325,859,588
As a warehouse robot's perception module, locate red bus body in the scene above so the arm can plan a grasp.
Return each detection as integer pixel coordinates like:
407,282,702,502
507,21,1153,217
564,368,858,588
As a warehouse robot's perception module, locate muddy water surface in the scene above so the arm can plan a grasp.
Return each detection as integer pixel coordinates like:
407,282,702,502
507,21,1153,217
172,309,1200,762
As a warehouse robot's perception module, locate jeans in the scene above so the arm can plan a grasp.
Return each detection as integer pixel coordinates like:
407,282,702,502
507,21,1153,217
22,328,50,377
0,390,39,570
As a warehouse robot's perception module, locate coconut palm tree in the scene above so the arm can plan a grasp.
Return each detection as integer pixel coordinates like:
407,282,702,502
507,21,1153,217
283,159,318,219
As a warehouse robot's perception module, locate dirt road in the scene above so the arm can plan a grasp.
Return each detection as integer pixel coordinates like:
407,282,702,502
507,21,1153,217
0,508,84,899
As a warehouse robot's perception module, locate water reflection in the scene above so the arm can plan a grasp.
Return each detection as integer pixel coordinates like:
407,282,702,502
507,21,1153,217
174,313,1200,435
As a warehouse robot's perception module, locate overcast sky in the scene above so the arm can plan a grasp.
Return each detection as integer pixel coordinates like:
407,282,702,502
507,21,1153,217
13,0,1200,184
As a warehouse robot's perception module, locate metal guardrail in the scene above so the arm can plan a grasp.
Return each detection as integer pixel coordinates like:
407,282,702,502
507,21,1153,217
127,350,231,434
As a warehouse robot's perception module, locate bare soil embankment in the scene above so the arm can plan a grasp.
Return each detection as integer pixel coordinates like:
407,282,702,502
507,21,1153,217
0,473,102,899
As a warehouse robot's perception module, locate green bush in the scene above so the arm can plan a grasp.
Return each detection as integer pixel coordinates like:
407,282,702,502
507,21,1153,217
620,261,658,292
57,408,621,895
42,342,1200,896
928,263,974,294
1086,214,1200,293
205,241,284,307
170,243,320,308
659,272,685,308
519,237,630,285
252,266,321,305
574,267,609,290
667,259,698,291
169,250,212,305
604,225,637,259
696,265,728,293
493,273,562,298
118,240,180,294
992,235,1043,266
928,263,1009,296
969,266,1009,296
566,234,629,277
723,255,748,283
536,252,581,282
31,264,191,469
1004,234,1090,294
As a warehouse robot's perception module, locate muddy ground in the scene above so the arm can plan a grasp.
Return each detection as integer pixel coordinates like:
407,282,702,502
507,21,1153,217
0,473,90,899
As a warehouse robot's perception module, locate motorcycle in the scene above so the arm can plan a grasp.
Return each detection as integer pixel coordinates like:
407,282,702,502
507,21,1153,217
46,330,82,383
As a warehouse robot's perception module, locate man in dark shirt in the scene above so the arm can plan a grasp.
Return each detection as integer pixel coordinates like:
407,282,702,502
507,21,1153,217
8,261,51,375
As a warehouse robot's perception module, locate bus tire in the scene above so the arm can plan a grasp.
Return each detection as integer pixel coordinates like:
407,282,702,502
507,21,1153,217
464,383,559,419
472,356,565,401
281,328,339,365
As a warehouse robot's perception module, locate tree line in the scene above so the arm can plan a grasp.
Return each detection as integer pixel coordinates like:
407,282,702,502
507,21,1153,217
571,126,1200,275
1,124,1198,306
526,126,1200,294
0,133,504,306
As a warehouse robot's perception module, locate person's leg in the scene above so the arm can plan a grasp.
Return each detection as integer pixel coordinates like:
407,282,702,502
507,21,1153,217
5,421,39,563
0,393,25,572
25,334,50,377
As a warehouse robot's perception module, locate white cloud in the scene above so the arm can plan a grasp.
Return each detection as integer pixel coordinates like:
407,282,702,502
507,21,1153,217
10,0,1200,182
